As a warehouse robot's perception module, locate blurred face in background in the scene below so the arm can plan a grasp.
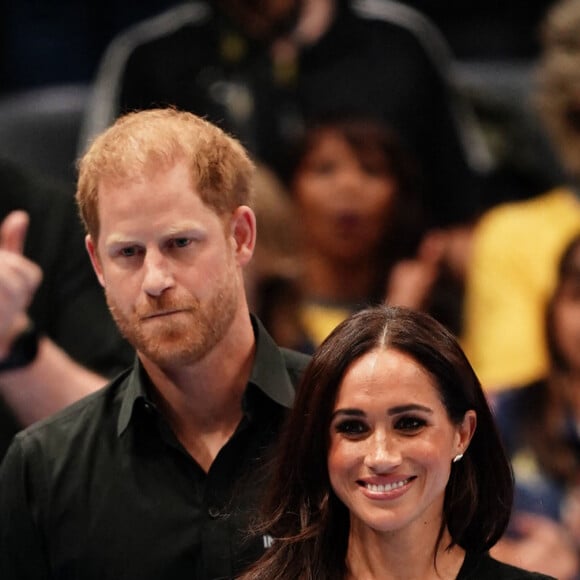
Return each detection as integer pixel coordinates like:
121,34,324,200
217,0,302,42
291,127,397,265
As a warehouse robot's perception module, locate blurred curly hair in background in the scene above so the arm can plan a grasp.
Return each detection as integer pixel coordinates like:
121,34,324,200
535,0,580,182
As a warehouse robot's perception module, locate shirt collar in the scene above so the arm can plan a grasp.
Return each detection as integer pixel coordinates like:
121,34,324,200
117,359,152,436
117,314,295,436
247,314,295,409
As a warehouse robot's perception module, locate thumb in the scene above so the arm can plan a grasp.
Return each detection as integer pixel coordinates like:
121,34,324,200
0,210,29,254
418,229,446,265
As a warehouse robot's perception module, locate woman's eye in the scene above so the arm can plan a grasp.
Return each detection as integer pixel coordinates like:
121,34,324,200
395,416,427,433
334,420,368,437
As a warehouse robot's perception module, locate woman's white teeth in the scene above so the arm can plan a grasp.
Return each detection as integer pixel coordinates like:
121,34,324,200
365,479,409,492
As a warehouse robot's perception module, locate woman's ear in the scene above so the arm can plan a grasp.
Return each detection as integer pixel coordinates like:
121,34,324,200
230,205,257,267
85,235,105,287
455,410,477,459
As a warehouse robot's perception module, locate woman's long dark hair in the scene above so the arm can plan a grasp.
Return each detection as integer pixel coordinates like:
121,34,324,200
240,306,513,580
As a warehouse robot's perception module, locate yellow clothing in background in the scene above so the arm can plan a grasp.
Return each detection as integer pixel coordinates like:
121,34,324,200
462,188,580,392
300,302,353,348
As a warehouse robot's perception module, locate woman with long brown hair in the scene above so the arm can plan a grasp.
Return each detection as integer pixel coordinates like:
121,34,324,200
239,306,551,579
491,232,580,578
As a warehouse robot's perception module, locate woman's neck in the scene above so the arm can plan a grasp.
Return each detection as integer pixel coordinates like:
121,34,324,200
344,524,465,580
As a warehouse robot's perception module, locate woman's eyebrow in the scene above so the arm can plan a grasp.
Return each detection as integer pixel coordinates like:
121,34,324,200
387,404,433,416
331,404,434,421
330,408,365,420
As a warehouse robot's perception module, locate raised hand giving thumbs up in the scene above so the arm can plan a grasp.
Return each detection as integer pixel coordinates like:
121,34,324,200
0,210,42,359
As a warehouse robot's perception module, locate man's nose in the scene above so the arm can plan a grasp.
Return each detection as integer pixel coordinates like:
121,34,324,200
142,250,174,296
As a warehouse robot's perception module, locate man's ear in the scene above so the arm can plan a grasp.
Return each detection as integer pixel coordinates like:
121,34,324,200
85,235,105,287
230,205,256,267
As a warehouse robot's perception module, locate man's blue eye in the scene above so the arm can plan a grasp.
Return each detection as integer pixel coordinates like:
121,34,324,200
120,247,137,257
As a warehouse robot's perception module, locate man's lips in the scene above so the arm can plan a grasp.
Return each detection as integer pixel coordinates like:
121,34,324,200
140,308,188,320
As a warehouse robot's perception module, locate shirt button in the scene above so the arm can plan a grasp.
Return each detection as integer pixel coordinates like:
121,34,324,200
208,507,220,519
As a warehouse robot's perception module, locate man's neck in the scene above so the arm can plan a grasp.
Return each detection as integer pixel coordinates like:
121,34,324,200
141,311,256,469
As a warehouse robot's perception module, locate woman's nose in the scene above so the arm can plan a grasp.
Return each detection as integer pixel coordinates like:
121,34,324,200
363,434,402,472
336,166,364,192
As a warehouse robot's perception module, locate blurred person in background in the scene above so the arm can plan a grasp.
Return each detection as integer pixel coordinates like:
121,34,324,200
0,159,133,460
461,0,580,392
81,0,490,230
489,233,580,580
242,162,312,353
279,114,467,350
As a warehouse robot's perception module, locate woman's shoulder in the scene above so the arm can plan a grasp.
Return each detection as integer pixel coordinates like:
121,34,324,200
457,551,556,579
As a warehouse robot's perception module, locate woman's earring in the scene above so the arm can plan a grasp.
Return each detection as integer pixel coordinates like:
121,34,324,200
452,453,463,463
